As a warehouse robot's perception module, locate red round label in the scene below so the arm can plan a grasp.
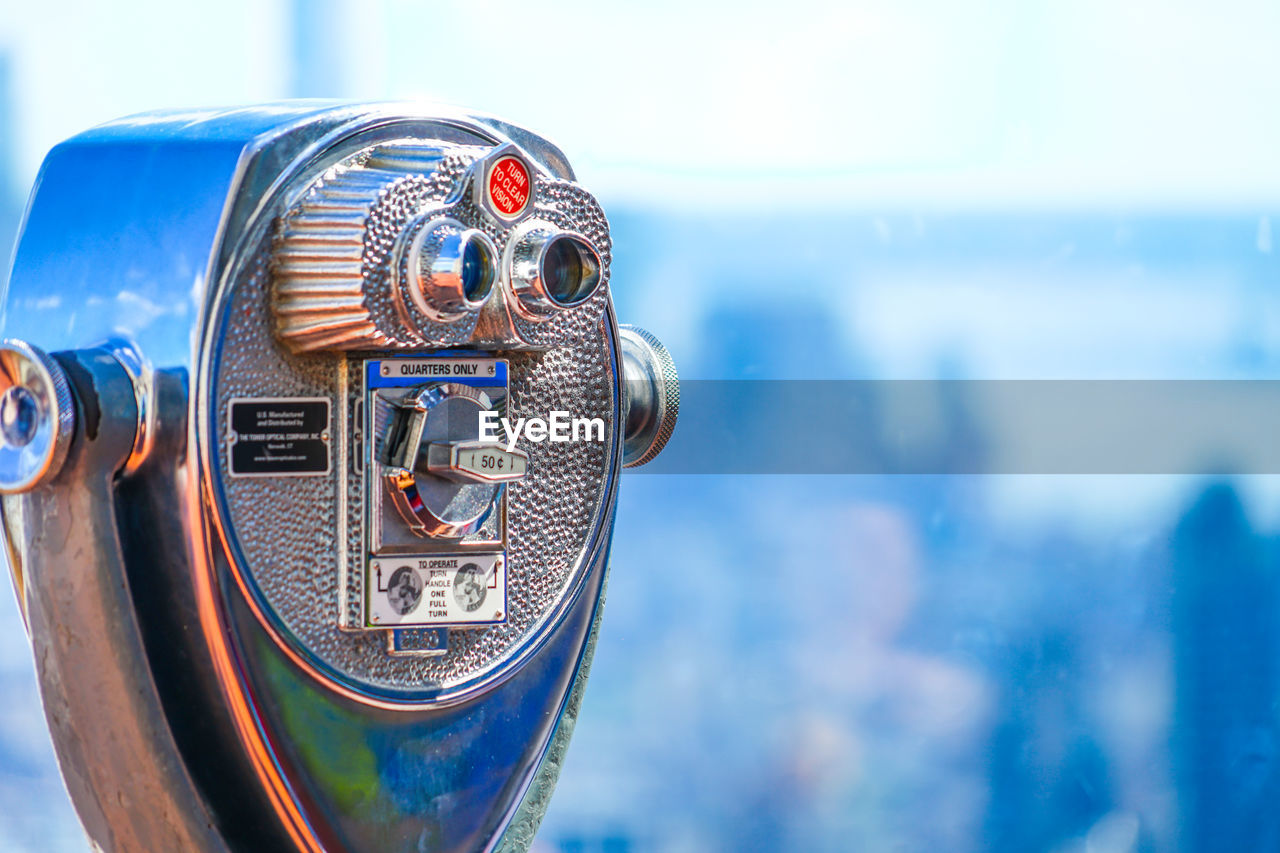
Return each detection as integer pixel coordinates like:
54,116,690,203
486,155,532,218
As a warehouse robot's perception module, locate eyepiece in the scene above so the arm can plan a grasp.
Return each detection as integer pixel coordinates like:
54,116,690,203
460,236,495,303
508,223,604,320
396,217,498,323
541,234,601,307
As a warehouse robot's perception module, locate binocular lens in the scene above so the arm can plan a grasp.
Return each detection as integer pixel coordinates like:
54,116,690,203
460,234,496,304
541,235,601,307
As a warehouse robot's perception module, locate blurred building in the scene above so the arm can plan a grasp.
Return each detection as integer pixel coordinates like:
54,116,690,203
0,51,20,290
1172,484,1280,851
289,0,349,98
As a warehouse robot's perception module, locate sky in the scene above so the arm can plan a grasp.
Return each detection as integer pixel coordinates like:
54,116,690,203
1,0,1280,209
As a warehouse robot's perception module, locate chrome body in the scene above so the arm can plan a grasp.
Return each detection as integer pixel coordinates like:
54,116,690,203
0,103,670,853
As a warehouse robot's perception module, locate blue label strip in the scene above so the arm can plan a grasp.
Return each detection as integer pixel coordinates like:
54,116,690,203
367,358,508,389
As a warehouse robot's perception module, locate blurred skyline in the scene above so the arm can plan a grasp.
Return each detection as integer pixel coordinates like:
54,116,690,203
0,49,18,283
2,0,1280,211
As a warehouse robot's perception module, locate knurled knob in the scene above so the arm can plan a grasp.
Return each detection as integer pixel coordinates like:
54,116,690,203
618,326,679,468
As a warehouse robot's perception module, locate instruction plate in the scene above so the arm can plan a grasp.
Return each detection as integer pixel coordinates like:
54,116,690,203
367,553,507,627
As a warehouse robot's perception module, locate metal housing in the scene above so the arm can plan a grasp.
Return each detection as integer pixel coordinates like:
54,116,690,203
0,103,622,853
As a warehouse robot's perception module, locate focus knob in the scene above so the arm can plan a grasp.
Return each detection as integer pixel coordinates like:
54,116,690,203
619,326,679,468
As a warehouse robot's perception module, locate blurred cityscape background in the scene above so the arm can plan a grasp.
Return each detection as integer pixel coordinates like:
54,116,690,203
3,1,1280,851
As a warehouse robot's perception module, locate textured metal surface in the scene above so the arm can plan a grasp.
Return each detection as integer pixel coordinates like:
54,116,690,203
274,139,612,354
215,135,617,697
273,143,481,352
503,182,612,347
364,150,484,345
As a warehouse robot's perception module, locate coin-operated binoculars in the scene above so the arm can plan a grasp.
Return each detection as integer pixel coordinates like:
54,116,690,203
0,104,678,853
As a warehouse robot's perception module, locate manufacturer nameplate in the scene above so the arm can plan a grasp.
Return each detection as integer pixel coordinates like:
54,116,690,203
227,397,330,477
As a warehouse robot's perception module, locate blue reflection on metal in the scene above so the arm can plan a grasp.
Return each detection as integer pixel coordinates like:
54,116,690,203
237,542,606,851
3,104,346,357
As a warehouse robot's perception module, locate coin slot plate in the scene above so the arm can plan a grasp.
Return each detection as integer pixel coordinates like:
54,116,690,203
361,356,509,636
